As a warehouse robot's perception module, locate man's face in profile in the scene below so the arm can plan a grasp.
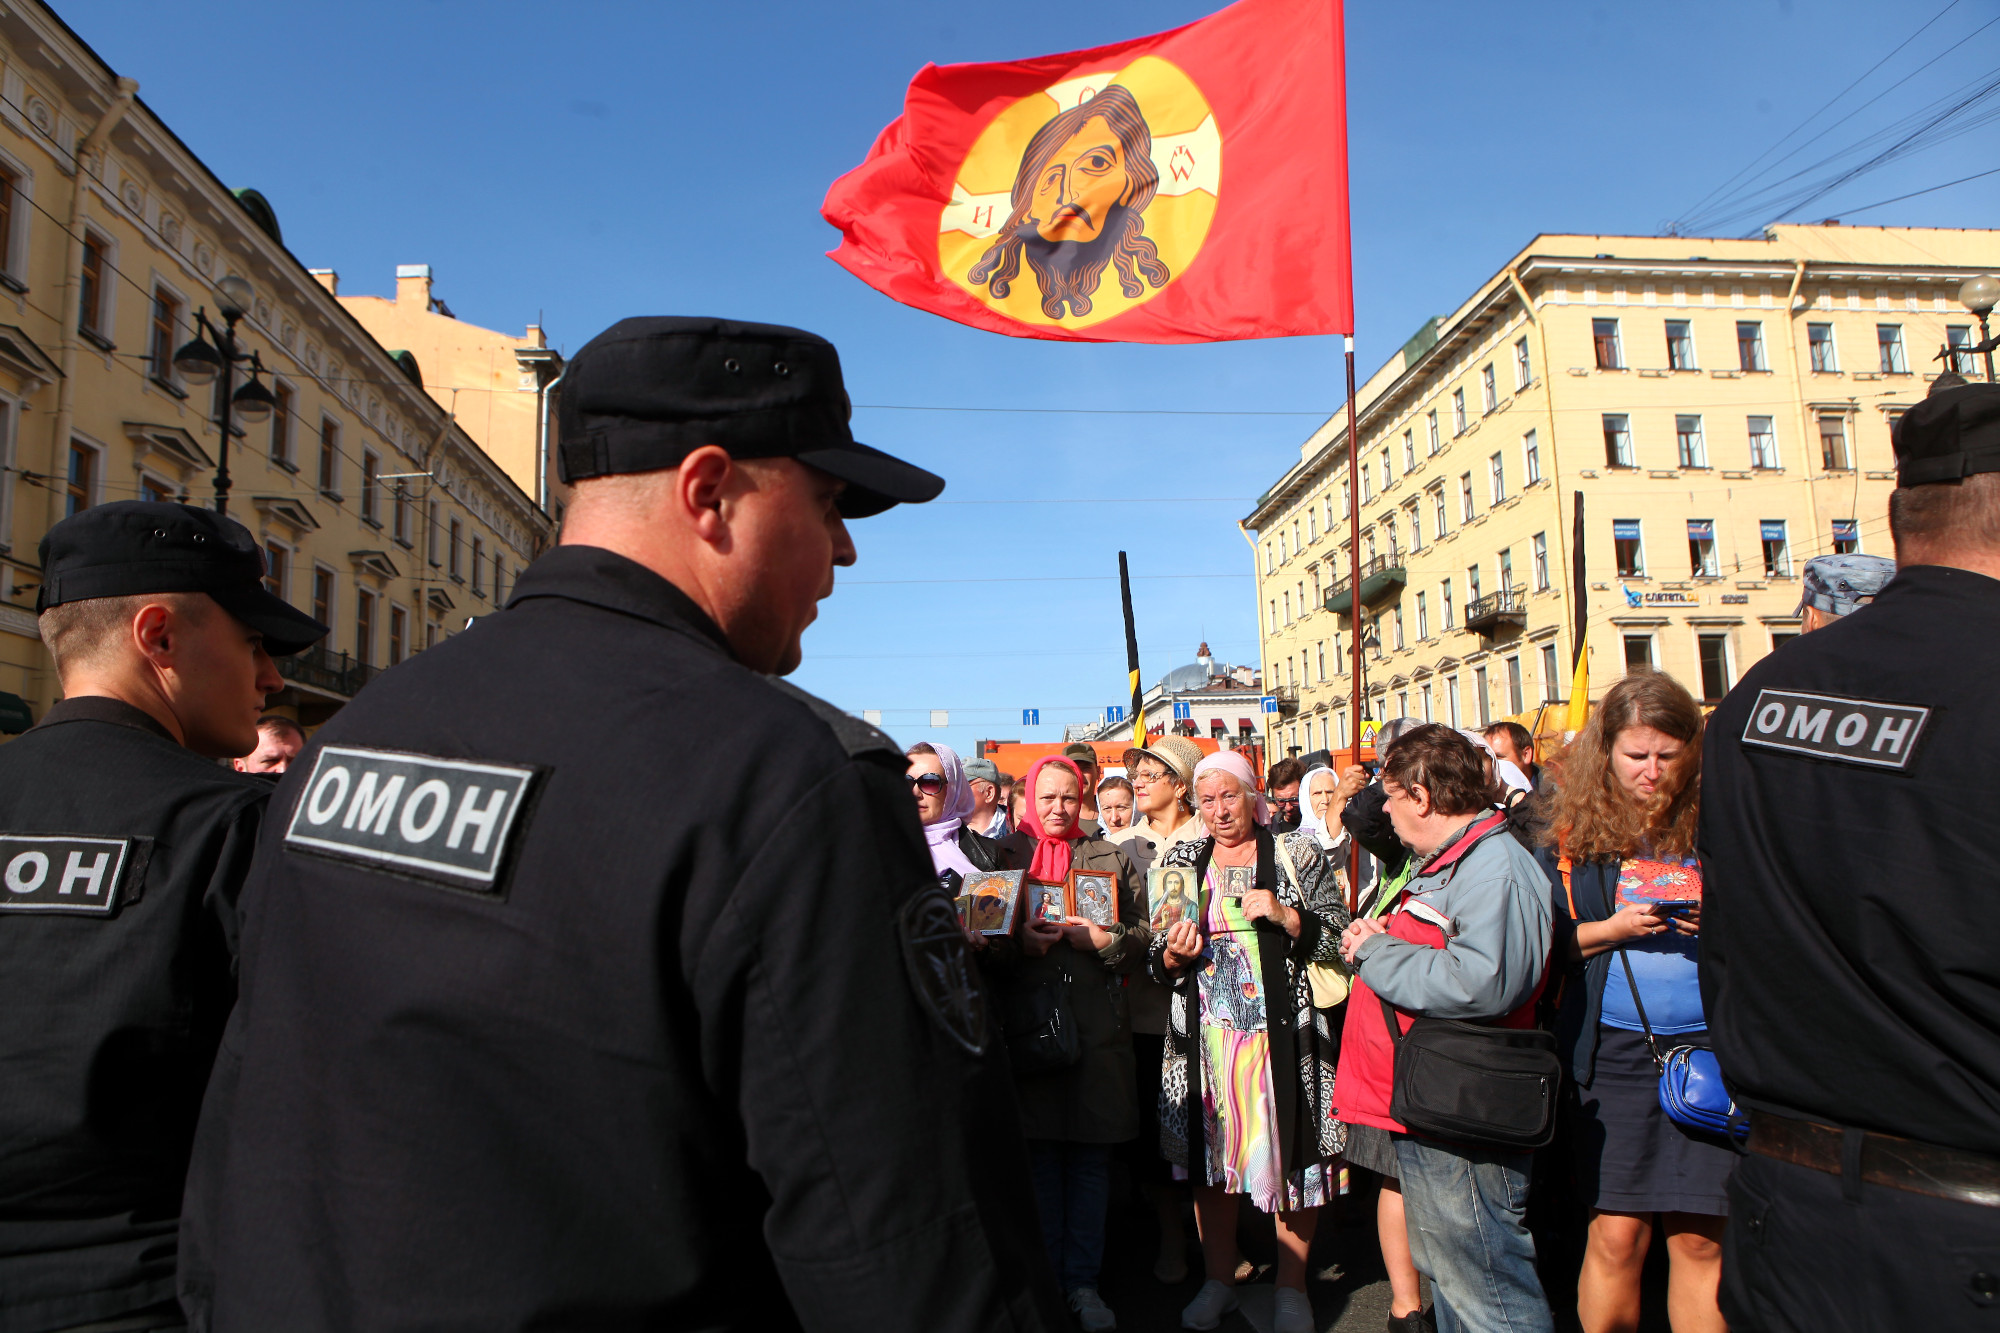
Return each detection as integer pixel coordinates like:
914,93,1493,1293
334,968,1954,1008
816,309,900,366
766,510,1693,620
234,725,302,774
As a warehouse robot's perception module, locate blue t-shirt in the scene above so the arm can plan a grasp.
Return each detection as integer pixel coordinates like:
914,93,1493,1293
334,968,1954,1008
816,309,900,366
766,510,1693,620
1598,855,1706,1035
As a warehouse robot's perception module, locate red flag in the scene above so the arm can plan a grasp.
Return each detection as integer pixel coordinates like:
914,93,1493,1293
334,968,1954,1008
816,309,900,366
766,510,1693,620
822,0,1352,343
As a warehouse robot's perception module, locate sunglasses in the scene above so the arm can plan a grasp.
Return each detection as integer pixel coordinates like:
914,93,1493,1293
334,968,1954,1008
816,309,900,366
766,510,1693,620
904,773,947,797
1271,797,1302,810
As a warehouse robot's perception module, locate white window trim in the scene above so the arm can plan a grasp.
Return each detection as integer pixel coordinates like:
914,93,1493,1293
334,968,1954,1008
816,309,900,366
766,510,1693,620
318,415,343,497
264,537,294,603
1522,429,1541,485
78,228,118,344
67,433,107,511
0,393,17,549
0,145,36,285
268,374,298,468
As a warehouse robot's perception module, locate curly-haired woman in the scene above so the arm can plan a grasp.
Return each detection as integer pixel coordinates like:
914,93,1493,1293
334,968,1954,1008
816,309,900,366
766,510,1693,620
1540,672,1727,1333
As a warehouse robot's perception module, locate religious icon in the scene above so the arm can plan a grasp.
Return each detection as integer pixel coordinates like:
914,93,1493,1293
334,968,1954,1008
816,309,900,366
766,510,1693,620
1220,865,1255,901
957,869,1023,936
1069,869,1117,928
1026,879,1068,924
1148,866,1198,931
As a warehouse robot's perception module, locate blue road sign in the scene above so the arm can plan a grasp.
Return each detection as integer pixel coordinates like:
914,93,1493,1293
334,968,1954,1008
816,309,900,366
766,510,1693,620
1023,708,1041,726
1106,705,1126,723
1261,696,1279,715
1173,701,1193,721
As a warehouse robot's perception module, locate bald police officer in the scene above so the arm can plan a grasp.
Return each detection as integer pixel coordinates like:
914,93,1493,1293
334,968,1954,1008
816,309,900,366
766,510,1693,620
180,318,1065,1332
0,502,325,1333
1701,377,2000,1330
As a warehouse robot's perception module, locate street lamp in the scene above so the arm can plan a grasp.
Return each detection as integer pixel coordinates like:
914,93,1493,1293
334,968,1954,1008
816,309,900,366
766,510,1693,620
173,273,276,515
1959,275,2000,384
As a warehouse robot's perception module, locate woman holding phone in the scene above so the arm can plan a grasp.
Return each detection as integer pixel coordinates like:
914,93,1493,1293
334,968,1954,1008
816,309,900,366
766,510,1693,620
1540,672,1727,1333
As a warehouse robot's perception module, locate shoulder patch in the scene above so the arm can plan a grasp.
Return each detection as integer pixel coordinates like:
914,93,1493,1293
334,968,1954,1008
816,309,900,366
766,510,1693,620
0,834,144,915
763,677,901,761
284,745,539,894
898,883,987,1057
1740,688,1931,771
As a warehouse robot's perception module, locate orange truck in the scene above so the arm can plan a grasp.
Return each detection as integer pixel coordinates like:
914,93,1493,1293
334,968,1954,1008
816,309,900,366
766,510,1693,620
976,738,1263,784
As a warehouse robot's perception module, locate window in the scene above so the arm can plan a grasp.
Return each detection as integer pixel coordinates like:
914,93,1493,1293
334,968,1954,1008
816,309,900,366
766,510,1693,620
1269,599,1278,633
318,417,341,496
1947,325,1976,376
1698,633,1732,702
1737,320,1766,372
1385,521,1398,565
1603,413,1634,467
1441,578,1454,629
1532,532,1549,590
1264,541,1274,573
1506,656,1524,714
1453,388,1468,434
79,232,107,339
1498,547,1514,590
1432,485,1447,538
1427,409,1440,454
1421,683,1434,722
389,604,408,665
1666,319,1695,370
312,566,335,630
1406,500,1422,552
1445,675,1461,726
1360,459,1373,504
1818,414,1850,470
1481,363,1497,413
148,288,181,383
264,542,288,599
355,589,376,667
1475,665,1490,726
1747,415,1779,470
361,450,380,525
1379,447,1391,491
1459,472,1475,522
1808,323,1837,372
1307,508,1317,543
449,518,464,580
1316,640,1326,681
1467,562,1482,602
1624,634,1654,670
1523,429,1541,485
393,481,410,546
1761,519,1790,578
1832,518,1859,555
1393,605,1405,650
1283,591,1292,624
1489,451,1506,505
1676,414,1707,468
1614,519,1644,577
0,164,17,277
1340,479,1351,518
1541,643,1561,703
1593,317,1623,369
1403,429,1415,473
271,382,293,465
1771,630,1799,653
1279,531,1288,564
1688,519,1718,577
426,621,440,650
1416,591,1429,641
426,500,441,567
1877,324,1908,374
1515,336,1532,389
64,441,94,516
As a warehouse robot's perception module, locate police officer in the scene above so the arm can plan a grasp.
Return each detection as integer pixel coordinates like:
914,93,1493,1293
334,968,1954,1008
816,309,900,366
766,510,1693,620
1792,552,1896,634
0,502,325,1333
180,317,1065,1332
1701,376,2000,1330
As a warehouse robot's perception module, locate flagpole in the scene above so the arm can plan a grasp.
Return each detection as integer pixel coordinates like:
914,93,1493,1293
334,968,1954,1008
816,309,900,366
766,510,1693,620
1118,551,1146,745
1344,336,1363,913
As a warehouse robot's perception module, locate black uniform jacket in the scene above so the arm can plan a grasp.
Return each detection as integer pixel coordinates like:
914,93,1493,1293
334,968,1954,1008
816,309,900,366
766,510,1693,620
179,546,1062,1333
0,697,263,1333
1700,565,2000,1156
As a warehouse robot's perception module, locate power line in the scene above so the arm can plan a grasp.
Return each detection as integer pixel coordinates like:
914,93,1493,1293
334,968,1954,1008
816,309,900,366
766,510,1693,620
840,573,1248,585
1829,164,2000,218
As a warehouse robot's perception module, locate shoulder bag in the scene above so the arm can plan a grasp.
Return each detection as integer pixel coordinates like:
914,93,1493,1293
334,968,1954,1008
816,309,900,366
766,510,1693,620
1272,833,1350,1009
1621,957,1747,1141
1381,997,1561,1151
1002,961,1082,1075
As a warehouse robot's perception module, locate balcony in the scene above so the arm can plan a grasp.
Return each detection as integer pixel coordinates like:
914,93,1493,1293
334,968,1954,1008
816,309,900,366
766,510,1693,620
278,644,380,700
1269,685,1300,717
1464,586,1529,635
1323,555,1408,617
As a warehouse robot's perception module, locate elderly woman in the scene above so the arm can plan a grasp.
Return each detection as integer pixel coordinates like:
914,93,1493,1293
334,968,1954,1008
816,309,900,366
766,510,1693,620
1336,724,1554,1333
1539,672,1726,1333
1151,751,1348,1333
994,756,1145,1333
906,742,1009,882
1095,776,1135,833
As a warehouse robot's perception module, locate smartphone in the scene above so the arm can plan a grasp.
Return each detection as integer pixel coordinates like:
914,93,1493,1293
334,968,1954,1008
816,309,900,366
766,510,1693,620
1649,899,1700,921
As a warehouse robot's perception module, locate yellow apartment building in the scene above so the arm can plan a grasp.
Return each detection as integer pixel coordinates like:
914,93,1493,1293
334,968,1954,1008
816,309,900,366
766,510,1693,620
0,1,553,728
1246,224,2000,757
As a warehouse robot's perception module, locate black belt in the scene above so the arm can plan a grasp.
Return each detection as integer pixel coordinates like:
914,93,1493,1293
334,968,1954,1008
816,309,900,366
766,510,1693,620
1748,1110,2000,1209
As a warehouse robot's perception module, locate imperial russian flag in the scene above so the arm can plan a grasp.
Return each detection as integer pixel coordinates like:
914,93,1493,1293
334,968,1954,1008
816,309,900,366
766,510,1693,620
822,0,1352,343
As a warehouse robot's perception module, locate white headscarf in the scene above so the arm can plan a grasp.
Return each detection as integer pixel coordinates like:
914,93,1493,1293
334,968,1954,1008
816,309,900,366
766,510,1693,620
1296,765,1345,851
920,743,979,878
1192,749,1270,826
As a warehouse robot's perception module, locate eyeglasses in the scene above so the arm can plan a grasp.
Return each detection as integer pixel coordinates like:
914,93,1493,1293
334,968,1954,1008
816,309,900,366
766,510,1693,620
1271,797,1302,810
1130,769,1171,786
904,773,947,797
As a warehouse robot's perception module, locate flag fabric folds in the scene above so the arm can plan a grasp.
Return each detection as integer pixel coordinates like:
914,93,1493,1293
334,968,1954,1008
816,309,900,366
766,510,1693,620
821,0,1352,343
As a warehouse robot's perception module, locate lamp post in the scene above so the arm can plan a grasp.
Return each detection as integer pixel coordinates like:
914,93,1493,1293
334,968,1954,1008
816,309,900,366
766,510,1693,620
172,273,275,515
1960,275,2000,383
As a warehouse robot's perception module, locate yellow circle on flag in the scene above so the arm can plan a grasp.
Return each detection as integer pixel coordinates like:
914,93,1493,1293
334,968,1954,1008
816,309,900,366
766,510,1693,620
939,56,1220,331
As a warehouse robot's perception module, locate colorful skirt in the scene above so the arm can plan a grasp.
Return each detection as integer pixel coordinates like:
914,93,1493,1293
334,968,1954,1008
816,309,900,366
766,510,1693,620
1178,1021,1338,1213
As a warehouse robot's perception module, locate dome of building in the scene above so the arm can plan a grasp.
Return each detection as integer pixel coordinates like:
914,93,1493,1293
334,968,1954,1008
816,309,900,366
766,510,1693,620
1160,662,1211,693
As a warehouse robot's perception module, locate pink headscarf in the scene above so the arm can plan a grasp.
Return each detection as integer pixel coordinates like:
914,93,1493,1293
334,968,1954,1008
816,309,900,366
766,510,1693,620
1193,749,1271,826
1020,755,1088,885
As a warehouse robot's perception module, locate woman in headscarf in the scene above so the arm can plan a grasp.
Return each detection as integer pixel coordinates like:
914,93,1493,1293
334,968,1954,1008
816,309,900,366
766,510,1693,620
905,742,1009,882
993,755,1146,1333
1296,764,1345,853
1149,751,1349,1333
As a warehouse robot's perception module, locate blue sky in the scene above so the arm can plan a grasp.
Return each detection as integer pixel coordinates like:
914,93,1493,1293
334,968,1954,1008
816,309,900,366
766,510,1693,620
64,0,2000,756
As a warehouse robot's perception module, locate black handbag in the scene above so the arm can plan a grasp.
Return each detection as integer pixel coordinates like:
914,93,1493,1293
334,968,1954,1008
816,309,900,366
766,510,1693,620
1382,997,1561,1151
1004,964,1083,1075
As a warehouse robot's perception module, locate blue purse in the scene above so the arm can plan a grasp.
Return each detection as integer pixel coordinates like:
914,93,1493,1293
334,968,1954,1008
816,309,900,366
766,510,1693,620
1622,957,1748,1142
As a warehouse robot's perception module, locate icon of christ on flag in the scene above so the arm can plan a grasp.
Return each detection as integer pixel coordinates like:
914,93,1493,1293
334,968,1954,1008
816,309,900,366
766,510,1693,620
822,0,1353,344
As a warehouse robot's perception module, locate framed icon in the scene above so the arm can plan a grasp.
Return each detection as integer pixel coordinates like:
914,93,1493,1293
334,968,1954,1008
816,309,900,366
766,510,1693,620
957,869,1024,936
1147,866,1199,931
1220,865,1255,901
1025,878,1068,924
1069,868,1117,928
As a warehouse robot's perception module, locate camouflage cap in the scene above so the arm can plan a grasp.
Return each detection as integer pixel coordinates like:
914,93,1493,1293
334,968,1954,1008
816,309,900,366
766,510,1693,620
1797,553,1896,618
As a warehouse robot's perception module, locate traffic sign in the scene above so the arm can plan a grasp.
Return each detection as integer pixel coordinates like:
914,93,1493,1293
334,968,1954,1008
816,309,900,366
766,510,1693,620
1360,719,1380,746
1261,696,1278,715
1023,708,1041,726
1106,705,1126,723
1173,701,1193,721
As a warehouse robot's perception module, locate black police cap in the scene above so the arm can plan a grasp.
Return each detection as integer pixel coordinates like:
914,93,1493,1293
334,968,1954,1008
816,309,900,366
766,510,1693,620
37,501,329,656
1893,378,2000,488
555,316,945,518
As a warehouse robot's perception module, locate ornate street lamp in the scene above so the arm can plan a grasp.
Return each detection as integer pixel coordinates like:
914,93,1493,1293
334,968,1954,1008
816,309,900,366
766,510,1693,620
173,273,277,515
1958,275,1999,384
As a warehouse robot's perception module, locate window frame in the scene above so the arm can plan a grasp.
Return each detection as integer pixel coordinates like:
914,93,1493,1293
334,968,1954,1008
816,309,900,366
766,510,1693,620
1675,413,1707,468
1488,451,1506,506
1688,519,1719,577
1665,319,1696,371
1522,429,1541,485
1877,323,1908,375
1747,415,1780,470
360,449,381,526
1532,531,1549,590
1592,317,1623,370
1459,472,1475,523
311,564,337,632
355,587,377,668
1807,322,1838,373
147,283,185,388
318,415,342,498
1514,336,1532,390
1613,518,1645,578
1603,413,1634,468
1453,387,1468,434
388,602,408,665
1818,413,1850,471
1761,519,1791,579
78,229,113,343
1736,320,1766,372
1427,409,1441,454
64,437,101,517
1541,642,1561,704
1697,632,1733,703
1623,633,1655,671
1481,363,1497,413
